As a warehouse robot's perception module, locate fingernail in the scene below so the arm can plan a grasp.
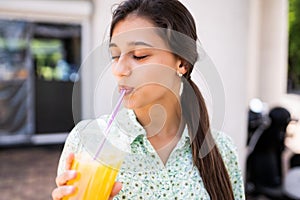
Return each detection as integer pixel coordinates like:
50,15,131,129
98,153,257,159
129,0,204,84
66,186,75,193
70,170,77,178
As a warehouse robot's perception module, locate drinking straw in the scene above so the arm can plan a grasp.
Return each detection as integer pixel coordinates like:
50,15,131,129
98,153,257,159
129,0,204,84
93,89,126,160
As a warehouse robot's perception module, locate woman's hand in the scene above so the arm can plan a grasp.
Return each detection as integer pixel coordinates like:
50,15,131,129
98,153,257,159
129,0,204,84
52,153,77,200
51,153,122,200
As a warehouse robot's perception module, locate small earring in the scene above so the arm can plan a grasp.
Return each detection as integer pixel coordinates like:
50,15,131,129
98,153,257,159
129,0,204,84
177,71,183,77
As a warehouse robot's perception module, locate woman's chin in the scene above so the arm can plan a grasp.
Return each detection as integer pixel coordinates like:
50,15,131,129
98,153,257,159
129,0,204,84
122,99,136,109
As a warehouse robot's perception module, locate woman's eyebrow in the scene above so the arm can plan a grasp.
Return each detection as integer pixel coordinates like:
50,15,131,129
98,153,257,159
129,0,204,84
128,41,153,47
109,41,153,48
109,43,118,48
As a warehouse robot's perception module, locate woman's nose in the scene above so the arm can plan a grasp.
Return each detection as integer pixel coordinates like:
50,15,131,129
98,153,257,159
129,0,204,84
112,55,131,77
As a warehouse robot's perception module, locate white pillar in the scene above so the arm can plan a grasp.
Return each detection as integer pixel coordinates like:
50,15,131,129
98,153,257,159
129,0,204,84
258,0,289,106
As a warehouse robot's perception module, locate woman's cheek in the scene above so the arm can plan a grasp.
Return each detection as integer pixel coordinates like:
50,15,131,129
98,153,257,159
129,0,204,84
122,92,139,109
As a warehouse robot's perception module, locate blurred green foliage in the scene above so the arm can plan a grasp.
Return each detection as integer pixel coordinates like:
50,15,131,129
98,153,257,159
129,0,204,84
288,0,300,92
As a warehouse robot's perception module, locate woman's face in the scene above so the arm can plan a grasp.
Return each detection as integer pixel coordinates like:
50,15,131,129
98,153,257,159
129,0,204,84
110,15,183,109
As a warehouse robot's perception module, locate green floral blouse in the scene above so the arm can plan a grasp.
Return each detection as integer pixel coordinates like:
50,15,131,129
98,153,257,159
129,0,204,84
57,109,245,200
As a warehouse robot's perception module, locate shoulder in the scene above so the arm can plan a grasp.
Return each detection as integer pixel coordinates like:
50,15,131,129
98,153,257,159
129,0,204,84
212,130,240,171
212,130,246,200
212,131,237,154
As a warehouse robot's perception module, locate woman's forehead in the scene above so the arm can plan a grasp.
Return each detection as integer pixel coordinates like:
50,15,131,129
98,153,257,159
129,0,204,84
110,27,169,51
112,14,155,36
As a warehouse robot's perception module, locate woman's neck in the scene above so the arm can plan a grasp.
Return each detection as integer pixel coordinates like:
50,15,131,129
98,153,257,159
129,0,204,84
134,96,184,165
134,97,182,138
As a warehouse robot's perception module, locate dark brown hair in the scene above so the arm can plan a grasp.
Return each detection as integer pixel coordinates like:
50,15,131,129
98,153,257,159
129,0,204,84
110,0,234,199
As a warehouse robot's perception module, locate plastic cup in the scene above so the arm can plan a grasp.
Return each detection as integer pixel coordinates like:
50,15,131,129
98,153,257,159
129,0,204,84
63,118,129,200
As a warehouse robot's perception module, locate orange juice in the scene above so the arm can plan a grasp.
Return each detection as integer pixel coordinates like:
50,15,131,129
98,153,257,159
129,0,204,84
63,153,121,200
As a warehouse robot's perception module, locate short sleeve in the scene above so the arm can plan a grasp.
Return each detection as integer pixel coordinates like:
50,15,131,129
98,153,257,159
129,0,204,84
214,131,246,200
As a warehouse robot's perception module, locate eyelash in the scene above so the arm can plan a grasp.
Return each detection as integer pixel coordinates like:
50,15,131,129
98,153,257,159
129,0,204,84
111,56,119,60
133,55,148,60
111,55,148,61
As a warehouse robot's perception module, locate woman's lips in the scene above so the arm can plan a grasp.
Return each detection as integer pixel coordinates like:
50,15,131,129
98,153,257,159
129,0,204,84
119,85,134,95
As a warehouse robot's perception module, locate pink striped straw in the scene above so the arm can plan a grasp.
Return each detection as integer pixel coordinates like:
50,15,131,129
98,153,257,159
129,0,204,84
93,89,126,160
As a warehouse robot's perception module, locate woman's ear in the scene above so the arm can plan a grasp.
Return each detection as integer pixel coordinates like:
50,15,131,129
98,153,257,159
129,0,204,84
178,60,188,75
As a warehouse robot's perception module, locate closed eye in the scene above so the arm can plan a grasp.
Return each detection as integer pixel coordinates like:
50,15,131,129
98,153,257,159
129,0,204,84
111,56,120,60
133,55,148,60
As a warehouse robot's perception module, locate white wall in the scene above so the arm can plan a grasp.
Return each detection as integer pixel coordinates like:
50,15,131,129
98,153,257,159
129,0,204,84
87,0,249,175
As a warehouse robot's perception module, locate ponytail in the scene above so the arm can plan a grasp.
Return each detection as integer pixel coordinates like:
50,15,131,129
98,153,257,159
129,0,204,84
181,78,234,200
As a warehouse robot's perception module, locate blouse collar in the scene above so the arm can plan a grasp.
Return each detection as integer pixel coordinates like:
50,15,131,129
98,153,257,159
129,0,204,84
116,109,190,149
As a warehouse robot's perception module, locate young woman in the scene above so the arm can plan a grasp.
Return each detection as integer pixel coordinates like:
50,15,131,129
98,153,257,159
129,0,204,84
52,0,245,199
